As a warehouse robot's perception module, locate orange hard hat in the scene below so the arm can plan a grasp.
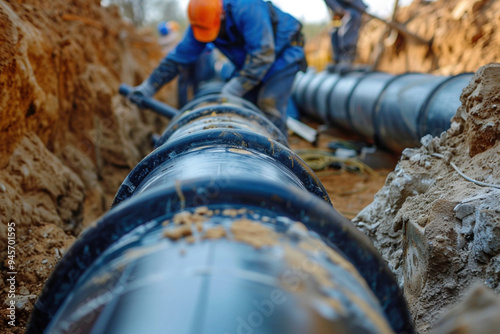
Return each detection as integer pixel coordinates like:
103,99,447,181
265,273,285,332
188,0,222,43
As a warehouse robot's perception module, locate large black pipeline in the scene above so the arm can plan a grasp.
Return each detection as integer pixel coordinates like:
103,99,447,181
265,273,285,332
293,70,473,153
27,87,414,334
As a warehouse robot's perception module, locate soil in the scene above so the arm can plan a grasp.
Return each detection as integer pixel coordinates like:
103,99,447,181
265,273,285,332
289,126,394,220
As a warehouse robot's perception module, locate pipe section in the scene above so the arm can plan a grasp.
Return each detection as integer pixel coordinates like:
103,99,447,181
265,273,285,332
293,70,473,152
27,89,414,334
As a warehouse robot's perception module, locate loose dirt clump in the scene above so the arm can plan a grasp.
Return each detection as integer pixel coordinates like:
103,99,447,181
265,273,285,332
354,63,500,332
230,218,279,249
163,225,193,241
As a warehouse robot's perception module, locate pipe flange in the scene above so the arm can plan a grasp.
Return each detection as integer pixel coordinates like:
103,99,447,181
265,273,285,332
180,93,261,113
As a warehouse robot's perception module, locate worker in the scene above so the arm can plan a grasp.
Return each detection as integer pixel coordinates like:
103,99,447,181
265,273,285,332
158,20,217,107
324,0,367,73
129,0,306,135
157,21,181,55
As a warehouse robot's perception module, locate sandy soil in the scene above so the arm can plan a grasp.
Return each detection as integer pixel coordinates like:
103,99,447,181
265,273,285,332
1,0,500,333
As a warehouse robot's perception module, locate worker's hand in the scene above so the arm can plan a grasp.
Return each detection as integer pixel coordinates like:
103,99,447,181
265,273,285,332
221,78,246,97
128,81,157,107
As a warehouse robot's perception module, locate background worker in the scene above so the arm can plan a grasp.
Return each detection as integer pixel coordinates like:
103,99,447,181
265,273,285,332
324,0,367,72
130,0,306,135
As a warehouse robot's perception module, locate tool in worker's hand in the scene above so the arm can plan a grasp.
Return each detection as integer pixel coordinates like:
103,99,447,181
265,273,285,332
119,83,180,119
339,0,432,46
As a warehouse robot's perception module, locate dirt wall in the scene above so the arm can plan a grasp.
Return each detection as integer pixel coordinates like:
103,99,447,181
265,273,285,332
0,0,174,331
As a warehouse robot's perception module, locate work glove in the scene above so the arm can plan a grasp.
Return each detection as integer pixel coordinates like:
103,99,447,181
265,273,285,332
128,58,181,106
221,78,248,97
128,80,158,107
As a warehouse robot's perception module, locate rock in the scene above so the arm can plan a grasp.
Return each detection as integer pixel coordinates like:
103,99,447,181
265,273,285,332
486,255,500,290
14,294,37,310
402,148,419,159
18,286,30,295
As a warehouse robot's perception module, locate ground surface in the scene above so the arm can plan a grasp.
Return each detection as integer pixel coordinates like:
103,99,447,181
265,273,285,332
354,63,500,333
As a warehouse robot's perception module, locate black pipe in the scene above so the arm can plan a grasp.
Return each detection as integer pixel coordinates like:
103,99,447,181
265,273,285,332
27,88,414,334
293,70,473,152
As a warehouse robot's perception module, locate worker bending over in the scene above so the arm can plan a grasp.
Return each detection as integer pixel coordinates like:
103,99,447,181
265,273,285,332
325,0,367,72
130,0,306,135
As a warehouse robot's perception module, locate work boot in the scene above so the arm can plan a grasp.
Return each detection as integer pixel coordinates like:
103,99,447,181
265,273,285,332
326,63,338,73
